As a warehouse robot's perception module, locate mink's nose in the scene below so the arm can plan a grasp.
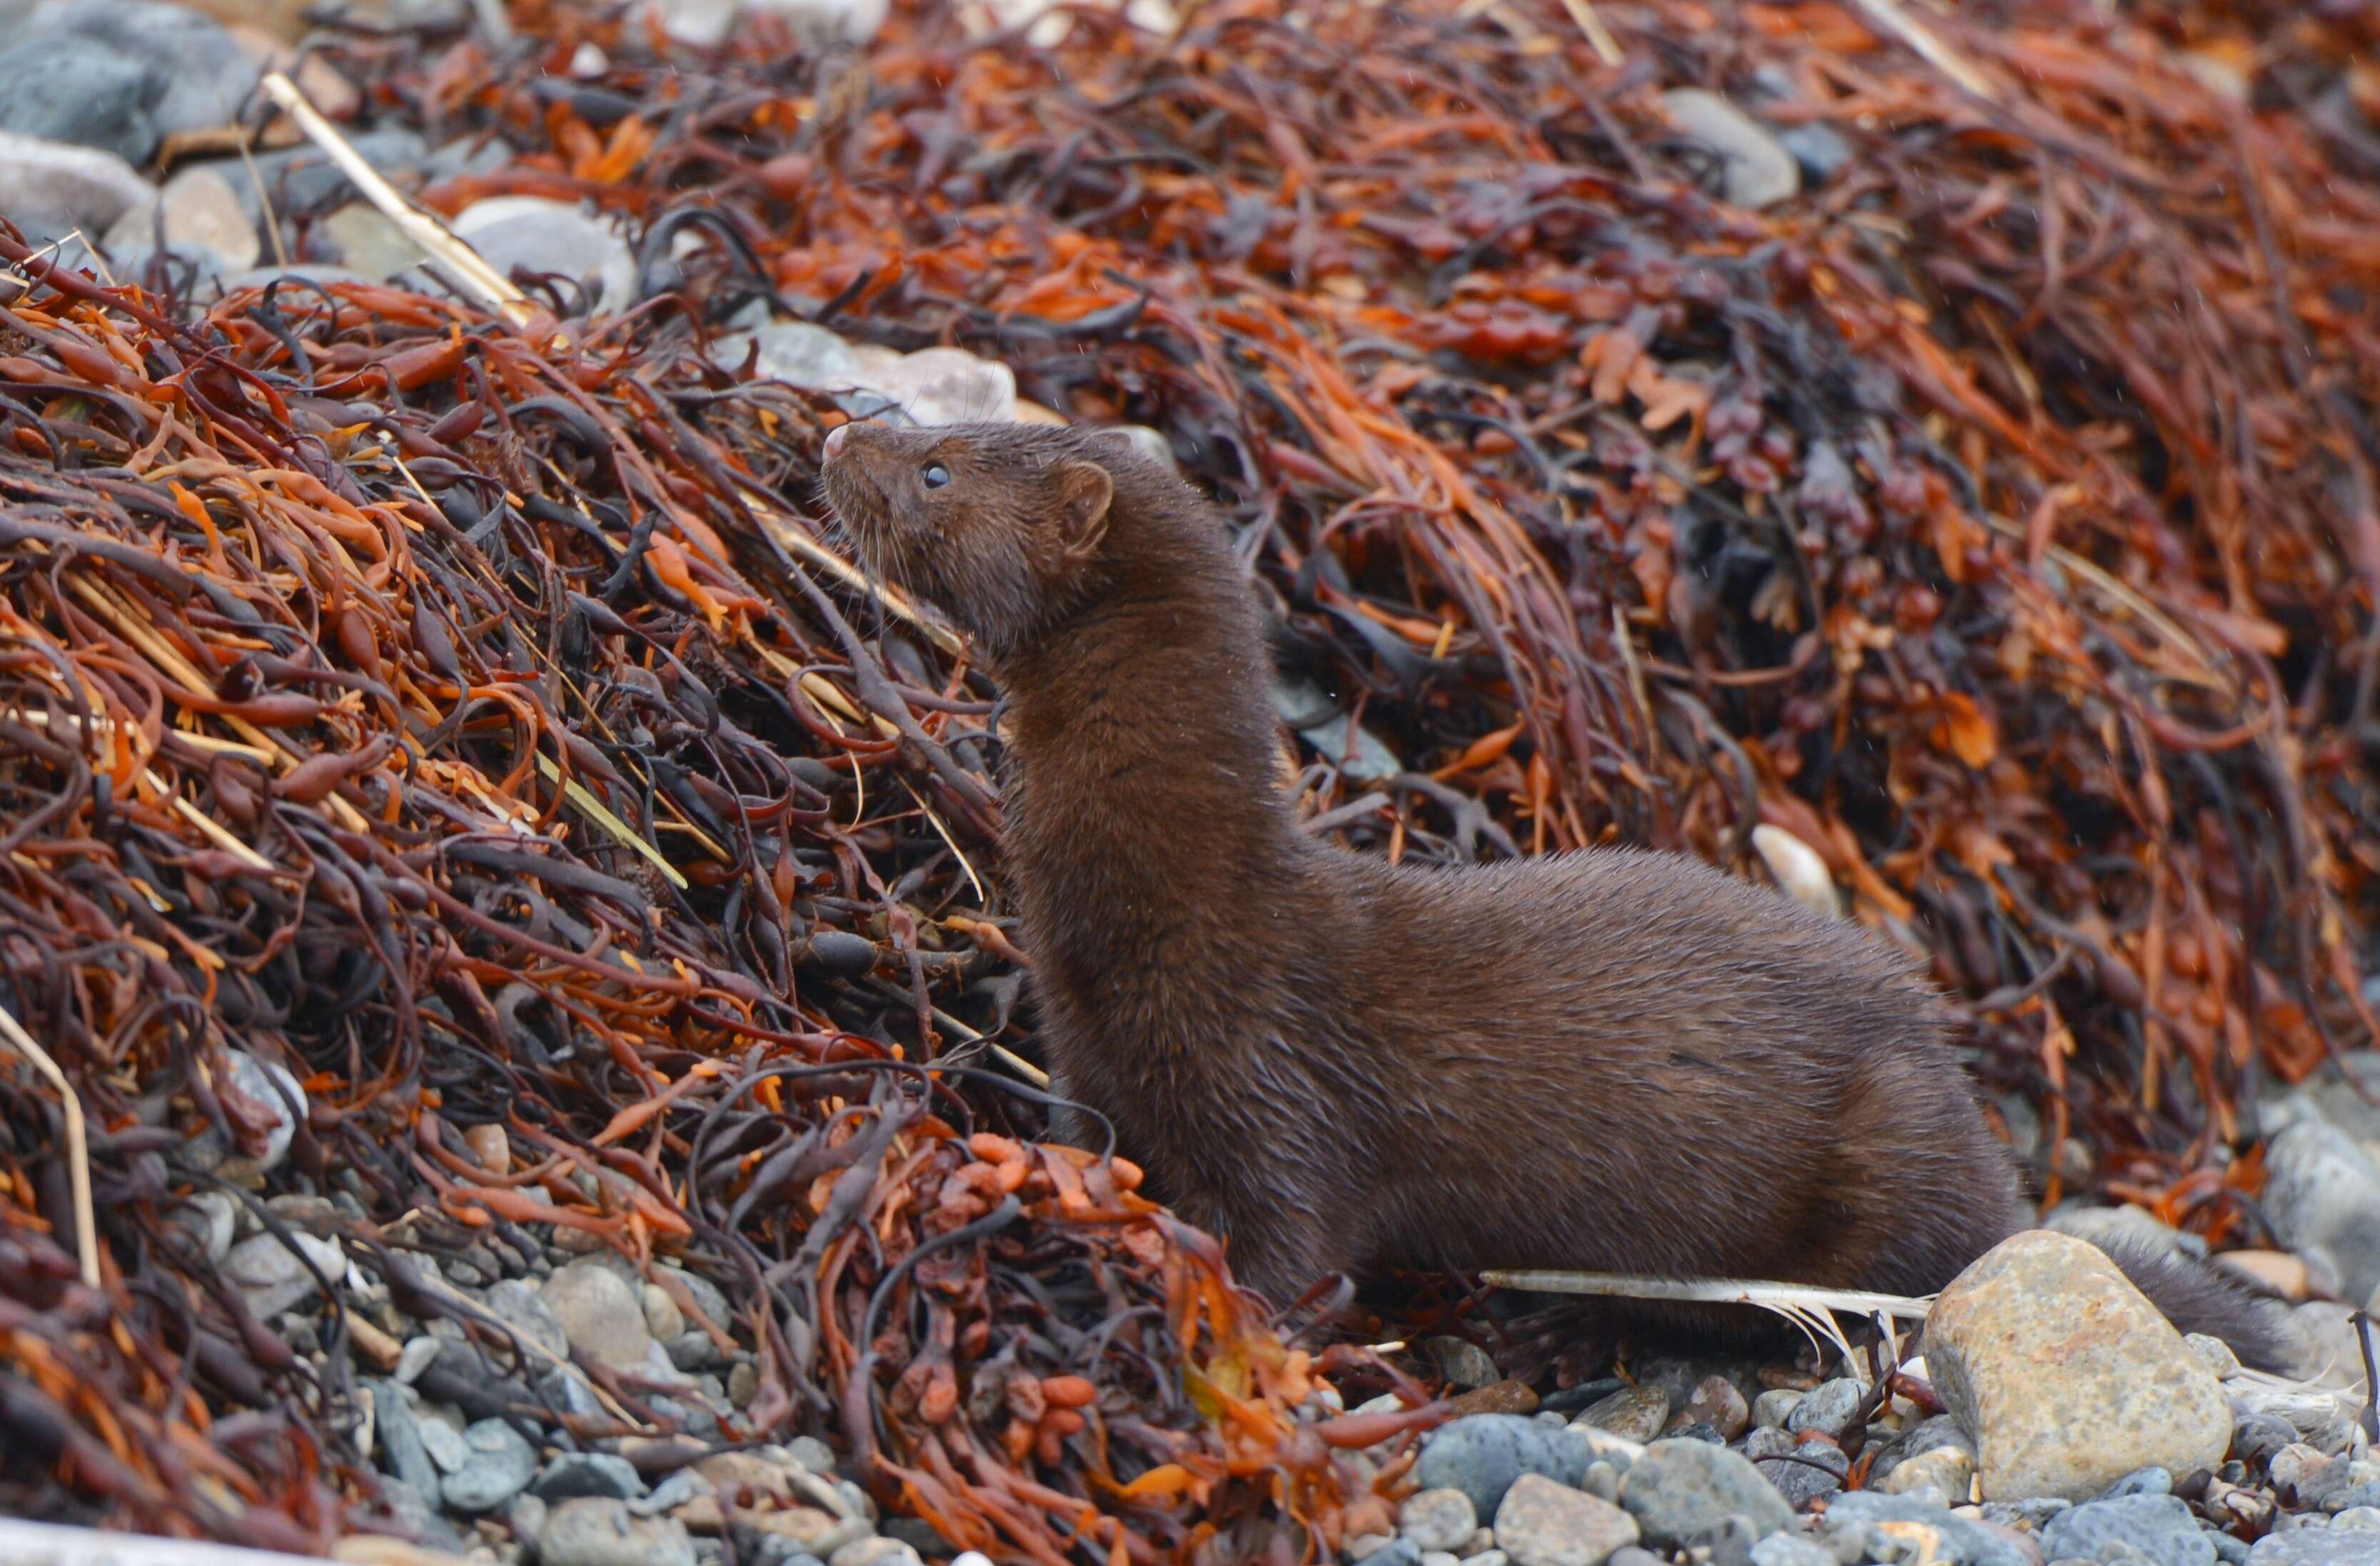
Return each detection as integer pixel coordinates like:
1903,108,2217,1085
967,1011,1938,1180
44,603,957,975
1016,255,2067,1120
823,423,851,461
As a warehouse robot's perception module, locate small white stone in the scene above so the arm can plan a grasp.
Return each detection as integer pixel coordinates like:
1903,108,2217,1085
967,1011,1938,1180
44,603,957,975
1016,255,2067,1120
103,164,259,270
394,1335,442,1385
1658,89,1801,210
1751,824,1839,917
222,1231,342,1319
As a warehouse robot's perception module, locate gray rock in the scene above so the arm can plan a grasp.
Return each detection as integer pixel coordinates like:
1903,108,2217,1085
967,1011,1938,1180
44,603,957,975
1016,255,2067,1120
2266,1117,2380,1305
827,1542,922,1566
393,1336,441,1385
1578,1386,1672,1444
2236,1415,2300,1470
222,1231,343,1320
2337,1509,2380,1530
442,1417,539,1514
1749,1537,1836,1566
712,321,863,387
451,196,635,314
417,1412,470,1473
534,1452,646,1502
1745,1427,1846,1508
106,164,260,271
787,1436,839,1476
1350,1542,1423,1566
1274,677,1401,783
1618,1439,1794,1547
1753,1390,1804,1430
190,1050,307,1181
1426,1337,1503,1391
542,1260,654,1368
226,129,429,226
483,1277,571,1362
2097,1469,2175,1500
1413,1415,1593,1520
1400,1489,1478,1552
1658,89,1799,209
2040,1495,2212,1566
422,134,514,184
732,1505,870,1561
1774,123,1851,185
1494,1472,1640,1566
311,203,428,281
1820,1493,2033,1566
175,1190,239,1264
539,1497,698,1566
0,36,156,164
1784,1380,1863,1439
2247,1534,2380,1565
372,1381,444,1508
641,1283,686,1344
26,0,259,139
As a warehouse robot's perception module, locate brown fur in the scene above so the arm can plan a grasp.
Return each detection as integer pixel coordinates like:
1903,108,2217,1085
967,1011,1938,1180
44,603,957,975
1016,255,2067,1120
819,420,2293,1366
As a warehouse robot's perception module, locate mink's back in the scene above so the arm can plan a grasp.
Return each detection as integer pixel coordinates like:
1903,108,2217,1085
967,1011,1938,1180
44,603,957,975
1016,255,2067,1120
1140,842,2028,1298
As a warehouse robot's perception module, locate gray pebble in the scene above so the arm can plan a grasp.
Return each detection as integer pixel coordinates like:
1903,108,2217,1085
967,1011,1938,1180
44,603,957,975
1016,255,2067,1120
1783,1380,1862,1439
2040,1495,2212,1566
1618,1438,1794,1547
0,36,154,164
1822,1493,2033,1566
1745,1427,1845,1508
1749,1535,1836,1566
1413,1415,1593,1520
26,0,257,138
1753,1390,1804,1430
441,1418,540,1515
533,1452,645,1502
1398,1488,1477,1552
539,1497,697,1566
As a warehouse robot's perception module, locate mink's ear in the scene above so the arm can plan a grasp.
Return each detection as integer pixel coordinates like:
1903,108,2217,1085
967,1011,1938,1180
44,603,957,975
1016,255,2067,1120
1051,459,1114,560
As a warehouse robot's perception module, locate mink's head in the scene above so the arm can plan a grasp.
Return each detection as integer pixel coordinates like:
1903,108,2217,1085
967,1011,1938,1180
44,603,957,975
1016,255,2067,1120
819,420,1162,661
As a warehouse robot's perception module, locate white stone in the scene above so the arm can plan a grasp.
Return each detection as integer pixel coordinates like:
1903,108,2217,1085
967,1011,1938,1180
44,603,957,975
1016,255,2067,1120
104,164,259,270
1658,89,1800,210
0,130,154,239
452,196,636,315
1751,824,1838,917
962,0,1174,49
222,1231,343,1320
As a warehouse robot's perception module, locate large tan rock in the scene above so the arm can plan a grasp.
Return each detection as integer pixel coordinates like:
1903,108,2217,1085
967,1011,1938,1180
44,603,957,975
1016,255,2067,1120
1924,1230,2231,1500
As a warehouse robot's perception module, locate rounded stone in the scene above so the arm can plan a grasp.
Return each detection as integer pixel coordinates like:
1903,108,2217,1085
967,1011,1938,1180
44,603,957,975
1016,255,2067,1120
1494,1472,1640,1566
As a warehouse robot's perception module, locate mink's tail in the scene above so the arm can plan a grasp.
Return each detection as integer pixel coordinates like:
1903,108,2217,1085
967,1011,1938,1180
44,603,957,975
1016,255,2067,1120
2092,1234,2303,1373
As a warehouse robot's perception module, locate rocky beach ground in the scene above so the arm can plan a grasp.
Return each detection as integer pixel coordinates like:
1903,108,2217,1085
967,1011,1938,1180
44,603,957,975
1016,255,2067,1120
4,0,2380,1563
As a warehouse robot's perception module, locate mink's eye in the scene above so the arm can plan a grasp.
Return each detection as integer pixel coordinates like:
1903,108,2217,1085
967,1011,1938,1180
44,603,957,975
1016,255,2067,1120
921,463,951,489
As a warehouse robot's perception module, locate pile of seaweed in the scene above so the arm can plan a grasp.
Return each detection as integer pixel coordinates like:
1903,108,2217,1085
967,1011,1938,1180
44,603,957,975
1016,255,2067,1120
1,0,2376,1555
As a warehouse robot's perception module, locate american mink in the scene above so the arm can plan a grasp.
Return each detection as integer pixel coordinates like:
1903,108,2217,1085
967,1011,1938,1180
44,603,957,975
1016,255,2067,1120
817,419,2292,1368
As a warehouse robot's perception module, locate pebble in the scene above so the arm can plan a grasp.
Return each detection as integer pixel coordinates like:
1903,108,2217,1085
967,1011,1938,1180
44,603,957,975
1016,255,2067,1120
1452,1380,1543,1417
1494,1472,1640,1566
1658,89,1800,209
222,1230,343,1319
1684,1375,1752,1442
416,1413,469,1473
2265,1117,2380,1308
1413,1415,1593,1519
1774,122,1852,185
0,36,156,164
314,202,429,281
27,0,259,138
373,1381,444,1508
1275,677,1403,783
712,320,864,388
2250,1536,2380,1565
442,1417,540,1514
1784,1380,1863,1439
1618,1438,1795,1547
198,1050,308,1180
1578,1386,1672,1444
1745,1427,1846,1507
2218,1251,2313,1302
1400,1489,1478,1552
844,344,1018,426
1753,1390,1805,1430
533,1452,646,1502
228,129,428,226
1819,1493,2031,1566
394,1335,442,1385
1749,1537,1836,1566
452,196,637,314
731,1504,870,1560
828,1540,924,1566
102,164,258,269
481,1277,569,1364
1428,1337,1504,1390
176,1190,239,1263
539,1497,698,1566
1924,1231,2232,1500
2039,1495,2213,1566
642,1283,687,1344
542,1259,655,1368
1883,1445,1978,1502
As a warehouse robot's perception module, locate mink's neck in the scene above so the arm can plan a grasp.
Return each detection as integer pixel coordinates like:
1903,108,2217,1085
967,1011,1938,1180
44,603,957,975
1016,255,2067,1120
996,532,1307,1031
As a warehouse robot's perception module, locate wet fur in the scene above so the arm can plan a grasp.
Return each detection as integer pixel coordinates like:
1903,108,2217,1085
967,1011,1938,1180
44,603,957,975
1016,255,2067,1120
820,421,2296,1370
